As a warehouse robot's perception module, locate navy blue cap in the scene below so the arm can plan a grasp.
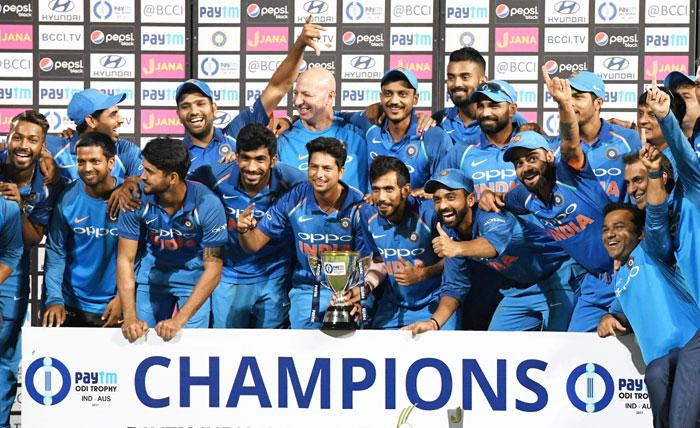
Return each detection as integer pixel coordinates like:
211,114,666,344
468,80,517,104
569,71,605,99
175,79,213,104
380,67,418,91
664,71,697,90
424,168,474,194
67,88,126,125
503,131,552,162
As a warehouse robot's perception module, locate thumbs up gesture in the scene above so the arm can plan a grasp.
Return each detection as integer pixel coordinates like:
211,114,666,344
432,222,458,258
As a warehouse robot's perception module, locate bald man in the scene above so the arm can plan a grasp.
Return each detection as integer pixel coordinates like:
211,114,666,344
277,67,368,191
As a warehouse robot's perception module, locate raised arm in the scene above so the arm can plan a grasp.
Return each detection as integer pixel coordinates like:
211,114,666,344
542,65,583,169
260,16,326,115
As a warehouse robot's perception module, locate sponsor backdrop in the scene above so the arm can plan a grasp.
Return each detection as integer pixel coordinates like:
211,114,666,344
22,328,653,426
0,0,697,425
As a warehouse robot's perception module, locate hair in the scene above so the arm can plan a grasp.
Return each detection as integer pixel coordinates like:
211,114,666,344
637,87,686,124
369,156,411,187
306,137,346,169
75,132,116,159
603,202,646,235
76,108,106,134
621,151,676,194
142,137,190,181
448,47,486,73
177,88,212,105
9,110,49,136
236,123,277,157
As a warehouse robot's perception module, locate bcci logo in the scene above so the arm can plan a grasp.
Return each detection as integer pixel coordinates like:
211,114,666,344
406,144,418,158
25,357,71,406
219,144,233,157
340,217,351,229
566,363,614,413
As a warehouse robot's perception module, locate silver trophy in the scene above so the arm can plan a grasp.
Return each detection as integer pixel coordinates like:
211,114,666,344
308,251,368,330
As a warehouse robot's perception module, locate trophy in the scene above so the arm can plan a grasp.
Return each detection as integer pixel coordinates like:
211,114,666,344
308,250,368,330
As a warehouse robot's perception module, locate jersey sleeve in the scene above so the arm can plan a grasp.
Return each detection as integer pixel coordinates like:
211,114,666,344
440,256,471,303
475,210,515,256
117,204,144,241
352,204,377,259
503,183,531,214
223,97,270,138
43,201,69,307
609,297,624,315
642,200,674,264
199,193,228,248
425,128,453,178
658,111,700,197
118,140,144,177
555,153,597,187
0,199,23,275
27,181,63,226
257,186,295,240
436,144,462,171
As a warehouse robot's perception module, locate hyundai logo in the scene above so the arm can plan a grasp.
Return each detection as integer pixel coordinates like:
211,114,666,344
49,0,74,12
603,57,629,71
554,0,580,14
213,111,231,126
100,55,126,69
304,0,328,14
351,56,375,70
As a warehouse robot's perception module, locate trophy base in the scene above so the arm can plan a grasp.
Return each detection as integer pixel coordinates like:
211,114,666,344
321,305,356,331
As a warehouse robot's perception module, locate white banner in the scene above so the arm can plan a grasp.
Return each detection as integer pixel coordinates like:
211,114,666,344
22,328,652,427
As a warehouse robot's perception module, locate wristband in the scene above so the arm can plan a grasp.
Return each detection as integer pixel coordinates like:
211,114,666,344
648,169,663,179
430,317,441,330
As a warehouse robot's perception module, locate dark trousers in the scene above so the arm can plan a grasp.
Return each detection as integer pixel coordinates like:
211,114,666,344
63,306,110,327
645,329,700,428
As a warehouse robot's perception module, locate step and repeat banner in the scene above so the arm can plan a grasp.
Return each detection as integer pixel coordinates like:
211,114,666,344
0,0,697,425
22,328,653,427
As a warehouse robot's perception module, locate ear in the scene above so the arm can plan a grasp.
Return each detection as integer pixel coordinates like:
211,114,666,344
169,171,180,184
594,96,603,112
84,115,98,130
509,103,518,116
107,156,116,172
401,183,411,198
413,91,419,105
211,102,218,114
338,165,345,178
270,154,278,169
545,150,555,163
328,90,336,105
467,192,477,208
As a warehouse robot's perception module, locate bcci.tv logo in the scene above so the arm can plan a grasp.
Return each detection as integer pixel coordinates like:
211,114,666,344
25,357,71,406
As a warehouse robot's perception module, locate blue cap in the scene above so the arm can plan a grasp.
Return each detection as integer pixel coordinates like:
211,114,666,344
175,79,213,104
380,68,418,91
468,80,517,104
569,71,605,99
503,131,551,162
663,71,697,90
67,88,126,125
424,168,474,194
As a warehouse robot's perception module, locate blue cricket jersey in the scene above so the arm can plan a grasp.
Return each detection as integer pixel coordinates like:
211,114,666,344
657,111,700,304
346,111,452,190
185,97,270,178
610,201,700,364
504,155,613,279
117,181,227,289
277,117,368,192
550,119,640,202
433,107,529,146
0,197,24,286
438,123,523,198
46,133,143,184
357,196,467,309
471,209,569,288
256,181,368,288
43,178,122,313
192,161,305,284
0,153,62,295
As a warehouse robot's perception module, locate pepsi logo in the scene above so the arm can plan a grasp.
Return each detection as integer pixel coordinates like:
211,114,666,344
342,31,356,46
495,4,510,18
544,60,558,74
247,3,260,17
594,32,609,46
39,57,54,72
90,30,105,45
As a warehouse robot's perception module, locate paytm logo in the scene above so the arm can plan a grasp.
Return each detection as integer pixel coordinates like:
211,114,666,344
390,27,432,51
39,81,83,105
141,26,185,51
207,82,240,107
603,84,637,108
341,83,381,107
644,27,689,52
0,81,32,106
198,0,241,23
